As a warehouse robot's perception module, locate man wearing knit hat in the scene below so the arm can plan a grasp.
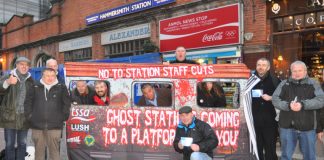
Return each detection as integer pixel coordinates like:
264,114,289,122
173,106,218,160
0,56,34,160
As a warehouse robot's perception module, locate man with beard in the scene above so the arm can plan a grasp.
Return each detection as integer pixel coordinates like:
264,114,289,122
163,46,199,64
71,81,95,105
252,58,280,160
93,80,110,105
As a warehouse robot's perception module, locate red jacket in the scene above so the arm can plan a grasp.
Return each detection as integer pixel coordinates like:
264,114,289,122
93,95,110,105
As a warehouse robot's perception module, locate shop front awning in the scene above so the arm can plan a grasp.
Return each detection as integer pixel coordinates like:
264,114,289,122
163,46,240,61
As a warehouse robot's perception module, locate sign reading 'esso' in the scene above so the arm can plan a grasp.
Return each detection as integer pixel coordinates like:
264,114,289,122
71,108,90,117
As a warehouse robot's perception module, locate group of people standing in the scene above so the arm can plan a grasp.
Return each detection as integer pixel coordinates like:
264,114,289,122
0,46,323,160
0,56,115,160
0,57,70,160
252,58,324,160
170,47,324,160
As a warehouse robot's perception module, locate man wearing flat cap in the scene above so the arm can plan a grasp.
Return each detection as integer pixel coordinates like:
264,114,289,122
173,106,218,160
0,57,34,160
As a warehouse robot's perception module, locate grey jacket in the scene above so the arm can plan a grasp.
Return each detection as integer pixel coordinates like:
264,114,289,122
272,76,324,131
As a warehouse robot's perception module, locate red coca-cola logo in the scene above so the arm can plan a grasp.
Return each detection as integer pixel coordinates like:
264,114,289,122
202,32,223,42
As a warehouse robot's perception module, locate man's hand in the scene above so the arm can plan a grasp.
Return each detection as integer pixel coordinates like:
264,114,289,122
178,142,184,150
318,132,323,140
290,102,302,112
190,144,200,152
6,75,18,85
261,94,272,101
163,61,170,65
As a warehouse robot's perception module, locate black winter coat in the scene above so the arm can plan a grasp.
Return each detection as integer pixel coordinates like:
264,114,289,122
197,89,226,107
316,83,324,133
71,86,95,105
170,59,198,64
24,82,71,130
173,118,218,160
252,73,280,128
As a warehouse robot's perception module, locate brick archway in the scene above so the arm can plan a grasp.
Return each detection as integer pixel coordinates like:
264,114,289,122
35,53,53,68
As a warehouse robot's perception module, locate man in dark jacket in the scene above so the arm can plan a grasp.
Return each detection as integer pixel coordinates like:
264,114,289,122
137,83,172,106
272,61,324,160
0,57,34,160
71,80,95,105
252,58,279,160
163,46,199,64
173,106,218,160
316,76,324,141
24,68,71,160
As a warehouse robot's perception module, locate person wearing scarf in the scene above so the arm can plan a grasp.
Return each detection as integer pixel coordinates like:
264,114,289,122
0,57,34,160
251,58,280,160
24,68,71,160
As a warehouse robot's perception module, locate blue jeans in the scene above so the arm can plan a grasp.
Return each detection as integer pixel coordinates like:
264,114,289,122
280,128,316,160
4,128,28,160
190,152,212,160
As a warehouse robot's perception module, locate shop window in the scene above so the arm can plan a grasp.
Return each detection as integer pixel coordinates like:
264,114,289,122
283,16,293,31
305,13,316,28
64,48,92,62
317,12,324,26
273,18,283,32
294,15,304,30
69,80,110,106
10,57,17,69
197,82,239,109
35,53,52,68
104,38,148,58
133,82,173,107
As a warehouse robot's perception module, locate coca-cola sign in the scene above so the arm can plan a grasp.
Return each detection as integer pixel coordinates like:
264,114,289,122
159,4,241,52
202,32,223,42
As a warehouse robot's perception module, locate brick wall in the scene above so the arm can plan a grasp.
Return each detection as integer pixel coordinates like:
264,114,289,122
92,33,104,60
243,52,267,70
243,0,270,69
244,0,269,45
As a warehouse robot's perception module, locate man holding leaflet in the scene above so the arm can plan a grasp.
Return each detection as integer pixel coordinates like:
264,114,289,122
272,61,324,160
173,106,218,160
